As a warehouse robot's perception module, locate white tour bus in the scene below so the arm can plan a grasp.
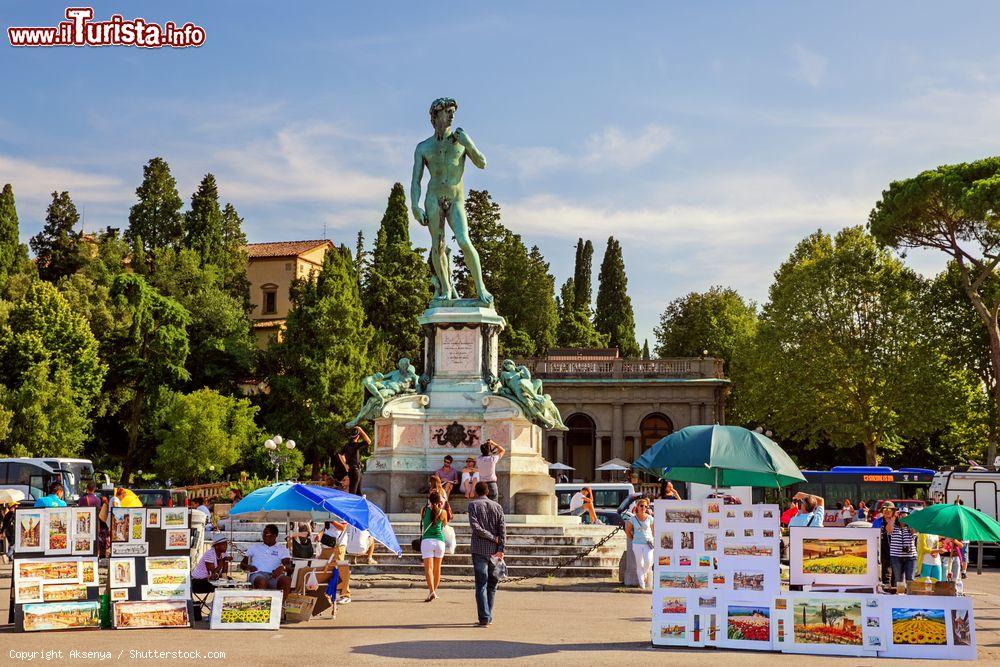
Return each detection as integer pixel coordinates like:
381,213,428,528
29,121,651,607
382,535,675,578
0,457,95,504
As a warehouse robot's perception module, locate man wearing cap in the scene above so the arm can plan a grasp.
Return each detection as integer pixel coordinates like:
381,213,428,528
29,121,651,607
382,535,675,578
191,534,231,620
887,506,918,592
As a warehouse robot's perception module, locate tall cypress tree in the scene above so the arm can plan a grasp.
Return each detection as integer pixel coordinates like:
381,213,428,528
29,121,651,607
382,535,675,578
642,339,651,360
556,242,608,349
30,191,83,283
362,183,431,363
219,203,251,312
125,157,184,266
0,184,29,287
184,174,224,267
573,239,594,312
595,236,640,357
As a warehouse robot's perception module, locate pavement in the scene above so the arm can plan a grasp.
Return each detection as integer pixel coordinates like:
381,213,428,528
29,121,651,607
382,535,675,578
3,569,1000,665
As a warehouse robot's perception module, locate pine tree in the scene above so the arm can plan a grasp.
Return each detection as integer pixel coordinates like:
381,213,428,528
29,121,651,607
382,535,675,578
265,246,377,476
219,203,251,312
642,339,651,360
184,174,224,267
30,191,84,283
363,184,431,363
454,189,506,299
0,184,29,288
354,230,367,288
124,157,184,264
595,236,640,357
573,239,594,312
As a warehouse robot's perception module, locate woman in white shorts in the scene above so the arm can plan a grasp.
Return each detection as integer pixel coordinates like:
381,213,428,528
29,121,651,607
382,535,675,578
420,491,448,602
460,457,480,499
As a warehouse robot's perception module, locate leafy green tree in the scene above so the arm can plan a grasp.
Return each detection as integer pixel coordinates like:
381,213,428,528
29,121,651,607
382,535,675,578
124,157,184,266
595,237,640,357
0,184,30,289
869,158,1000,461
152,388,261,484
105,273,190,483
740,227,974,465
30,191,83,283
184,174,224,267
363,183,431,363
0,280,105,416
654,286,757,371
264,246,376,476
0,364,89,457
146,247,255,394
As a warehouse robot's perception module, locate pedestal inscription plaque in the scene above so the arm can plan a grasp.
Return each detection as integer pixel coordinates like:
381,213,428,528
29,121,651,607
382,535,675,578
438,327,479,374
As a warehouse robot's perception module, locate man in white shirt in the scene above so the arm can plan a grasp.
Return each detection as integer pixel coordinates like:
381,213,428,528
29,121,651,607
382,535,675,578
241,524,293,601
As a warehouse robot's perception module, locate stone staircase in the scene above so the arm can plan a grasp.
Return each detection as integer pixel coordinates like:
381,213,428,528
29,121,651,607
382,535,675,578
220,516,627,580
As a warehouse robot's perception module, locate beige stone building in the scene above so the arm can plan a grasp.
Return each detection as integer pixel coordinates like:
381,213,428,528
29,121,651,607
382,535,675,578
516,349,730,482
246,239,333,348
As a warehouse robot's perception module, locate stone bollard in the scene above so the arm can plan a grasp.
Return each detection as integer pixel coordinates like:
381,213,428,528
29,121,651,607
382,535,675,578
619,546,639,587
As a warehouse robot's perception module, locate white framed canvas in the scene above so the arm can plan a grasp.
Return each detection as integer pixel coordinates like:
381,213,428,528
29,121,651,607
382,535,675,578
164,529,190,550
72,507,96,542
109,558,136,588
724,564,779,596
881,595,976,661
655,499,704,531
146,570,189,586
15,557,81,586
110,507,131,543
44,507,72,555
209,588,282,630
146,508,161,528
114,600,190,629
720,539,779,560
111,542,149,557
71,537,93,555
14,509,45,553
651,614,688,646
789,527,879,587
146,556,190,571
141,584,190,600
128,508,146,543
80,558,98,586
110,588,129,602
721,600,773,651
14,579,43,604
161,507,189,529
777,591,872,657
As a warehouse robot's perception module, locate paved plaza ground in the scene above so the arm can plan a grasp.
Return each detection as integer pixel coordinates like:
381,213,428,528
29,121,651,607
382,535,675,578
3,571,1000,665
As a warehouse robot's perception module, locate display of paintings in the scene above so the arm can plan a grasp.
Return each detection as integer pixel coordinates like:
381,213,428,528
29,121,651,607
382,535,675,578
80,558,98,586
72,507,96,541
42,583,88,602
15,558,81,584
15,580,43,604
14,510,45,553
44,508,71,555
114,600,191,629
789,527,879,587
128,509,146,543
22,601,101,632
161,507,189,529
164,529,190,550
111,542,149,557
109,558,136,588
722,603,773,650
141,584,191,600
879,596,976,661
110,507,130,543
210,589,283,630
111,588,129,602
146,509,160,528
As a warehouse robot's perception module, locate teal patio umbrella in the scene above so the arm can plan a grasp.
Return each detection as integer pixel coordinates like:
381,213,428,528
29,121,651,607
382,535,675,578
901,503,1000,542
632,424,806,489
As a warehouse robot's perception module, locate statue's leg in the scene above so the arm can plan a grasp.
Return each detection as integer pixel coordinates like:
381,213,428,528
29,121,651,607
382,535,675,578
425,198,448,298
451,199,493,305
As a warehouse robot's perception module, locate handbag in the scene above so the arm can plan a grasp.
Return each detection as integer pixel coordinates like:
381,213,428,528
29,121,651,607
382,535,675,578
292,537,315,559
411,538,422,553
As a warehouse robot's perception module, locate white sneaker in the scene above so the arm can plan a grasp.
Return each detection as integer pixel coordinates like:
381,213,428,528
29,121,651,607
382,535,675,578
337,596,352,604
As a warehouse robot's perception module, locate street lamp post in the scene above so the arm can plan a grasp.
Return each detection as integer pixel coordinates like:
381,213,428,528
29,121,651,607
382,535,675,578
264,435,296,483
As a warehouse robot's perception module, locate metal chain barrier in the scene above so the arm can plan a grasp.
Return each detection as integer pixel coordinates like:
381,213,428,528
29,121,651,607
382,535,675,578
500,524,624,583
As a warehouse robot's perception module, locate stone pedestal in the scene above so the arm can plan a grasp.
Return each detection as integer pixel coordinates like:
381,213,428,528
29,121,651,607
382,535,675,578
364,305,555,514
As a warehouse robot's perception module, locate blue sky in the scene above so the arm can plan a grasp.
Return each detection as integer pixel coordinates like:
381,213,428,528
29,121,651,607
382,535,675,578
3,2,999,346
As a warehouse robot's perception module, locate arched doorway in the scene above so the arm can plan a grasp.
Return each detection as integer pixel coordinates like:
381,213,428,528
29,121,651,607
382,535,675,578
565,414,596,482
639,413,673,455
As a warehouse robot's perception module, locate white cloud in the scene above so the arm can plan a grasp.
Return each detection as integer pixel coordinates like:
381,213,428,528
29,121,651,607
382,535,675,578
0,155,125,204
790,44,828,88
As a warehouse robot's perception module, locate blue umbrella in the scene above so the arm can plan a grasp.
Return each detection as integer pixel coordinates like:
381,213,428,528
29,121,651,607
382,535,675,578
230,483,401,556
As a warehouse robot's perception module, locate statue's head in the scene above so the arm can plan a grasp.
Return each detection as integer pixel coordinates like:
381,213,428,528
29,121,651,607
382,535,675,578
398,357,411,372
501,359,516,371
429,97,457,133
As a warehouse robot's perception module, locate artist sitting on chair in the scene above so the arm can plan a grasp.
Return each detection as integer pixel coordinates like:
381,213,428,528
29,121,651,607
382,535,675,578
241,524,293,602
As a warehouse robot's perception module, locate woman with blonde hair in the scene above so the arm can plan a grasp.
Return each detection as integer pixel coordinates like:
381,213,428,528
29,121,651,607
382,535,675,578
428,476,456,554
420,491,449,601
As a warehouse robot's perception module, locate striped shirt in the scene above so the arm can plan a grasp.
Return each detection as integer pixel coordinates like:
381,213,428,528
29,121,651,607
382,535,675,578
467,496,506,556
889,524,916,557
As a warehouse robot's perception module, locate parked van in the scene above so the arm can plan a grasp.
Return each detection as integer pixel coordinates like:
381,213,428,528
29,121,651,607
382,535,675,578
555,482,636,524
930,469,1000,522
0,458,95,504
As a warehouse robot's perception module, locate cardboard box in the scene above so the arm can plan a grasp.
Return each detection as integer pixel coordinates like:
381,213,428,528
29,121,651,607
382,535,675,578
283,594,316,622
933,580,957,596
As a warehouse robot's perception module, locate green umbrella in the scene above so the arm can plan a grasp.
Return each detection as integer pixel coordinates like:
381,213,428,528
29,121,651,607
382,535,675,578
632,424,806,489
900,503,1000,542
